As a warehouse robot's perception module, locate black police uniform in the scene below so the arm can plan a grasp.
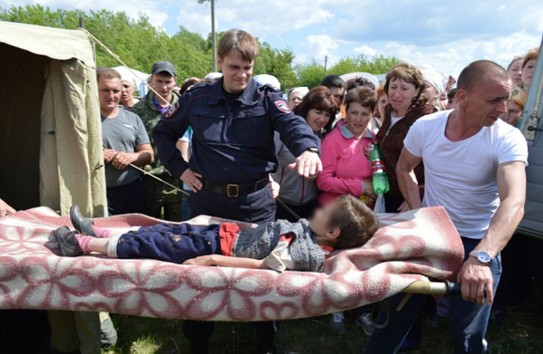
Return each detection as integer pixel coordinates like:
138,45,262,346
153,78,320,353
154,78,320,222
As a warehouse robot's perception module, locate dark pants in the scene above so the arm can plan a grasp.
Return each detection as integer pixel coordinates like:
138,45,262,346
189,185,276,223
275,198,318,222
144,174,182,221
365,238,502,354
384,195,404,213
183,185,277,353
116,224,221,263
181,190,192,221
106,177,147,216
495,233,543,308
0,310,50,353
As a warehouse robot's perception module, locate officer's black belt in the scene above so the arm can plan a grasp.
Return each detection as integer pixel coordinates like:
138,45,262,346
203,178,269,198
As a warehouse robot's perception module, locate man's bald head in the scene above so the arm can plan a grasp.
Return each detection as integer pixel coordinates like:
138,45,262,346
457,60,509,92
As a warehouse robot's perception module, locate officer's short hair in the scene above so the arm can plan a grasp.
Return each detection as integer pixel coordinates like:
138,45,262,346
218,29,259,62
97,68,121,82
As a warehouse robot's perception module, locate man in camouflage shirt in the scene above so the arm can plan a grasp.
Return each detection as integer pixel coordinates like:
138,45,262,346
133,61,182,220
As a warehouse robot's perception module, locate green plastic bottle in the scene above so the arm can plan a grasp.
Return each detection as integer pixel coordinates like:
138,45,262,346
369,144,390,194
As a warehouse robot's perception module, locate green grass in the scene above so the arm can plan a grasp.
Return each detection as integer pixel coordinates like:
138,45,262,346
103,299,543,354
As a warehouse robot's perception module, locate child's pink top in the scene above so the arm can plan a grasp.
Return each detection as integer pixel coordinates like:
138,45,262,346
317,121,375,205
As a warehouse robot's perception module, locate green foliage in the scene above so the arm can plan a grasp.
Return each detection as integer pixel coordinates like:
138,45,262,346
295,60,327,89
256,42,298,89
0,4,399,90
293,55,400,89
328,54,400,77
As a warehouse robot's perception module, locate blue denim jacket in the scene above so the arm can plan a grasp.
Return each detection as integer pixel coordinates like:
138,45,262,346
154,78,320,184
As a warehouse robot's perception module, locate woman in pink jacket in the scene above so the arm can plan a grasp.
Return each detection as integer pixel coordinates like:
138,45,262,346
317,87,377,207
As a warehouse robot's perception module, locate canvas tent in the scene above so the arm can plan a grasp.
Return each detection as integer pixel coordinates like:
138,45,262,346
112,65,149,90
0,21,106,217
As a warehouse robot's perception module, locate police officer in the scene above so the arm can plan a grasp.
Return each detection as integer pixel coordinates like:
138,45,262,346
154,29,322,354
133,61,182,220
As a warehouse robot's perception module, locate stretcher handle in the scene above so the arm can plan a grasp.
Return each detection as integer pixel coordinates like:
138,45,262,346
403,280,461,296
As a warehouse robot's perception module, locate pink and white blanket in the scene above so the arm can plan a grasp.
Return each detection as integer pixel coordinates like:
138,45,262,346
0,206,463,321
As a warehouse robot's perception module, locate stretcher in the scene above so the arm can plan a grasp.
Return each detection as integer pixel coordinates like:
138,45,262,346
0,206,464,322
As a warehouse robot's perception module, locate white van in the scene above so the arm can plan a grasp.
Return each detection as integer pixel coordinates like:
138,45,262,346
519,43,543,238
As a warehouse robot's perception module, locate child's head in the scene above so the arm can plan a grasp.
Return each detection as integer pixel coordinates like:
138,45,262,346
310,195,379,249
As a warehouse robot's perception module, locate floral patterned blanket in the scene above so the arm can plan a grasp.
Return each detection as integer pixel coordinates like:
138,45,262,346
0,206,463,321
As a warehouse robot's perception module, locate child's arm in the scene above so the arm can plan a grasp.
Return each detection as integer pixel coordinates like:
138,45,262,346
183,255,266,269
184,215,257,231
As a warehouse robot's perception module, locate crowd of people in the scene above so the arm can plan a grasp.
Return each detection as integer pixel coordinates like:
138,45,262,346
0,28,540,354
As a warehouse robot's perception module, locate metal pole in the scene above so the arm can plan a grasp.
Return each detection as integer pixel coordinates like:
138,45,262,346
211,0,217,72
324,55,328,76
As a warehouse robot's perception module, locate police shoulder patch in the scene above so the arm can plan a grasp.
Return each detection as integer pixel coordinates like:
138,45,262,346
274,100,291,114
163,101,181,118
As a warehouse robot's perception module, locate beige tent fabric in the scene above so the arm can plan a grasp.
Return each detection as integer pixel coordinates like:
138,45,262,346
40,59,107,217
0,21,106,217
0,20,95,64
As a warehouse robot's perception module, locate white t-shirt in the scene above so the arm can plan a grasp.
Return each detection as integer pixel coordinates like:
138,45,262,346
390,113,404,127
404,110,528,239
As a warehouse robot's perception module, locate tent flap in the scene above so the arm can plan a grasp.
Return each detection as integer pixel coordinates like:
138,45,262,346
40,58,107,217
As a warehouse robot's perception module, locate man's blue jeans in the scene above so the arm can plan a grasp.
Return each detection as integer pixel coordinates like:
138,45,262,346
365,237,502,354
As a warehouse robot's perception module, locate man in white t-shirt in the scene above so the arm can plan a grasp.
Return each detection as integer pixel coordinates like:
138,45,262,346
365,60,528,354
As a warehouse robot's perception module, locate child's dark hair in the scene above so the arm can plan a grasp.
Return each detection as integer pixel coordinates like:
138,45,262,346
344,86,378,113
329,195,379,249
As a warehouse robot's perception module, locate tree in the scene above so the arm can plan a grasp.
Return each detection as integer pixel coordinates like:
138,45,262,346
295,61,326,88
255,42,297,89
0,4,400,89
328,55,401,77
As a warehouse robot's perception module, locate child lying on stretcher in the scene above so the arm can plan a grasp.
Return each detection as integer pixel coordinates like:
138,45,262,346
53,195,378,272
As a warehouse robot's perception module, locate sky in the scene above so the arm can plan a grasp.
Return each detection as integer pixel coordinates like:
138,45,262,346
2,0,542,78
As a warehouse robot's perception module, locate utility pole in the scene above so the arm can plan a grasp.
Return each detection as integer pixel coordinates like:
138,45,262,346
198,0,217,72
211,0,217,72
324,55,328,76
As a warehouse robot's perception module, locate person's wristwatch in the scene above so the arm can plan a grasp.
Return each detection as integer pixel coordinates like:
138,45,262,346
469,250,493,266
307,147,319,154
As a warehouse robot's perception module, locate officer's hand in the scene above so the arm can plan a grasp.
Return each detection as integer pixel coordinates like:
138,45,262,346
181,169,203,192
458,257,494,305
103,149,117,163
111,152,137,170
290,151,323,178
0,198,15,217
270,180,280,199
